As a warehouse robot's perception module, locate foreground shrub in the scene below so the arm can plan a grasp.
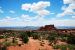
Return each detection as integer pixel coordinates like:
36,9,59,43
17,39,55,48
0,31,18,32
19,32,29,43
0,41,11,50
22,36,29,43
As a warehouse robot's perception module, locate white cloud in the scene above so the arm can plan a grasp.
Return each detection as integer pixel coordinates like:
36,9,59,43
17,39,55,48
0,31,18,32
21,1,50,16
22,4,31,11
0,17,75,26
30,1,50,11
37,10,50,16
1,1,75,26
63,0,75,4
56,0,75,17
20,1,50,26
0,16,16,22
57,9,75,17
9,10,15,13
22,1,50,11
0,9,4,13
21,14,33,21
52,19,75,26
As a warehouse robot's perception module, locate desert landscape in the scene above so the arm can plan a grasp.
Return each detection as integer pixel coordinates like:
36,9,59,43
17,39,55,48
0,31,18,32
0,0,75,50
0,25,75,50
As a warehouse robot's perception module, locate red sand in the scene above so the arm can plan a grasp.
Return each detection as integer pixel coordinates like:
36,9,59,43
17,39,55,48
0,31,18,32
7,38,53,50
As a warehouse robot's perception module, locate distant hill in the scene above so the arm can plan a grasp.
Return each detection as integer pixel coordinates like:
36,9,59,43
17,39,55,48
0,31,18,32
0,26,75,31
0,26,39,30
56,26,75,29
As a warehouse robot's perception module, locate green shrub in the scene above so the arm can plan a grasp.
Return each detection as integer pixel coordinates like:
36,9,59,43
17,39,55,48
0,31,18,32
47,32,58,45
22,36,29,43
3,34,9,38
68,44,75,50
19,32,29,43
60,45,67,50
32,33,39,39
53,44,75,50
61,37,68,42
26,31,32,37
0,41,11,50
0,35,4,39
19,32,26,39
53,45,60,49
53,45,67,50
67,34,75,44
2,41,11,47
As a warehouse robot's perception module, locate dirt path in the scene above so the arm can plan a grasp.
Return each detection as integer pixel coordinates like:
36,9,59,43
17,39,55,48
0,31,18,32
7,38,53,50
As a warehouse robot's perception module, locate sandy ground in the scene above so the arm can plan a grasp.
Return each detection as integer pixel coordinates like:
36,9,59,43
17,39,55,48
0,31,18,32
0,37,67,50
7,38,53,50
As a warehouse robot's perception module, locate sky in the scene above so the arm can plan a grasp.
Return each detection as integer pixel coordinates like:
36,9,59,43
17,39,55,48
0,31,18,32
0,0,75,27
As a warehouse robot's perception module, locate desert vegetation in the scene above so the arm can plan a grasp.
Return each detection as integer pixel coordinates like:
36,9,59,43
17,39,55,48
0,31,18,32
0,30,75,50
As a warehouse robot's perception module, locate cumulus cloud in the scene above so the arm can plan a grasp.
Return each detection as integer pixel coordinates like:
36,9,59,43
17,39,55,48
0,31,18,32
22,1,50,11
56,0,75,17
21,1,50,16
30,1,50,11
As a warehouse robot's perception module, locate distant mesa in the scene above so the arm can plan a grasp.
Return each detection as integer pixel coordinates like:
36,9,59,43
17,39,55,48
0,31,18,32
36,24,75,33
38,24,56,31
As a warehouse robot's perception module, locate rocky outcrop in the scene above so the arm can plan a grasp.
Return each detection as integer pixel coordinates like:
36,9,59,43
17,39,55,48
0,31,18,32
38,25,56,31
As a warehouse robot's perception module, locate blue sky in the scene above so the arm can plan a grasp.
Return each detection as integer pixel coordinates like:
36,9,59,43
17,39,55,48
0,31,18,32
0,0,75,26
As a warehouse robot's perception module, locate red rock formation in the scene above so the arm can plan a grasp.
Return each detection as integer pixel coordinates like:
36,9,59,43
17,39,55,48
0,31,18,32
38,25,56,31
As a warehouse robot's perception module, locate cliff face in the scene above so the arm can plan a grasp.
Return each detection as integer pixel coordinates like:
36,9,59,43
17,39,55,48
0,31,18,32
38,25,56,31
